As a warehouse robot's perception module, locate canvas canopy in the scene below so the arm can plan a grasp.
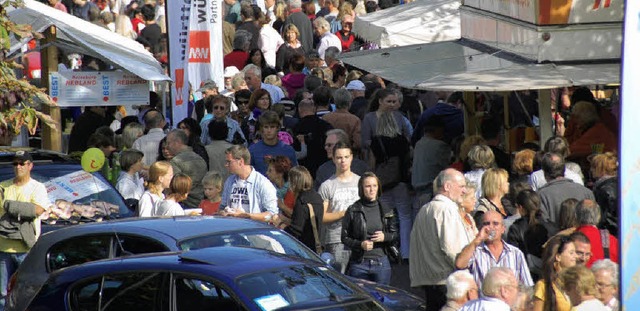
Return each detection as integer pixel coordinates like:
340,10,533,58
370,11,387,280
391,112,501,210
7,0,170,82
352,0,461,48
340,39,620,91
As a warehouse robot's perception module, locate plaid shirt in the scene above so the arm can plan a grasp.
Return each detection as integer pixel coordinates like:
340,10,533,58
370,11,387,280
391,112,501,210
467,240,534,288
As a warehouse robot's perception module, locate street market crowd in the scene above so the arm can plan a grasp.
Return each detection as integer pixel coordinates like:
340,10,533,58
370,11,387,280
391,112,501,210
1,1,622,311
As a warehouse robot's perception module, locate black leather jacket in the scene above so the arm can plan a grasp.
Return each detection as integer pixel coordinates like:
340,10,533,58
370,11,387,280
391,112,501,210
341,200,399,263
593,176,618,235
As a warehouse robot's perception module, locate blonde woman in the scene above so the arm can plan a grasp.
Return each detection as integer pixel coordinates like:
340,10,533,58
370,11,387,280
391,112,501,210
463,144,495,200
477,168,510,218
138,161,173,217
459,182,479,240
155,173,192,216
560,265,607,311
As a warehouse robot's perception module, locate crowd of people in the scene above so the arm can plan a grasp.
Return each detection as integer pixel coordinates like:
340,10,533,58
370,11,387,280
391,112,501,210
4,1,621,311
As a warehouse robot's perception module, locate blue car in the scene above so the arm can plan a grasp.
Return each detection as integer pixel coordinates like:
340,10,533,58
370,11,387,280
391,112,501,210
7,217,424,311
26,247,387,311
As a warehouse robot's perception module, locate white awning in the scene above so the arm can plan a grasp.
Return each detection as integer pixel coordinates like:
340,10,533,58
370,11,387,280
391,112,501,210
7,0,170,82
340,39,620,91
353,0,461,48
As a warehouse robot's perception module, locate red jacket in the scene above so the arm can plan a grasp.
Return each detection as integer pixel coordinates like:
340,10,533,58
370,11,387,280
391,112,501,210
576,225,618,267
223,51,249,72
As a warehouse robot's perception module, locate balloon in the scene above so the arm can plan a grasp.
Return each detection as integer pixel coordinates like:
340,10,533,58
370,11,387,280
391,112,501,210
81,148,105,173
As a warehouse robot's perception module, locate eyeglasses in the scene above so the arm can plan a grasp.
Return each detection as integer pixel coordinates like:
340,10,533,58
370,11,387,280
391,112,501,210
324,143,336,148
213,106,226,110
596,282,614,289
575,251,592,258
482,221,501,226
236,100,249,105
12,161,29,166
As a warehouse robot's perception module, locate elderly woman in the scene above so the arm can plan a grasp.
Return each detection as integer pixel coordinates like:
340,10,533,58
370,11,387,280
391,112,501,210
458,182,479,241
464,144,495,200
198,95,246,146
591,259,619,311
284,166,325,252
341,172,398,285
560,265,608,311
590,152,618,234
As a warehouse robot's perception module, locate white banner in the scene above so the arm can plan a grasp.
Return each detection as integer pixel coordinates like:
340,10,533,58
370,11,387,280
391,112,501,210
189,0,224,98
166,0,192,125
48,71,149,107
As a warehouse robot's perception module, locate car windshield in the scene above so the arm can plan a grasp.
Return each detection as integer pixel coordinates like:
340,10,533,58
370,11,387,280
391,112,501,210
0,165,132,224
178,229,320,263
236,265,383,311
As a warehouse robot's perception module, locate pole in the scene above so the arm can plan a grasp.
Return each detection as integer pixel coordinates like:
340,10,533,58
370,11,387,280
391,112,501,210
41,26,61,152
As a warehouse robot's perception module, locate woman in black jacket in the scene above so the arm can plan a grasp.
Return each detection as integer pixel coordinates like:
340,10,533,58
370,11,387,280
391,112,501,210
341,172,398,285
284,166,324,253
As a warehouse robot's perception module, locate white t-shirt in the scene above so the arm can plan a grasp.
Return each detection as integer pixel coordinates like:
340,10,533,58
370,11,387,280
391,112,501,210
0,178,51,252
155,199,185,216
138,191,164,217
227,179,249,213
318,173,360,244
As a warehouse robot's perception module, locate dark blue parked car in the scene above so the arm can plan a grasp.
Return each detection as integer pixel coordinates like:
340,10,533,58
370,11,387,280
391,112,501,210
7,217,425,311
26,247,387,311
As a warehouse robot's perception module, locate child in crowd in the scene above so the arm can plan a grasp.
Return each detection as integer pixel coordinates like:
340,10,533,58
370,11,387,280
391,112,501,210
199,171,223,215
155,173,192,216
138,161,173,217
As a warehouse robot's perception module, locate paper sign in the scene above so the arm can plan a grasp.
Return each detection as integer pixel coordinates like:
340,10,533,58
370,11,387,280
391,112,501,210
49,71,149,107
254,294,290,311
45,171,111,202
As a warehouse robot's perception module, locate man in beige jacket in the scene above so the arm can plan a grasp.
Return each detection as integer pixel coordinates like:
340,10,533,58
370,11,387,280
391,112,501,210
410,168,472,311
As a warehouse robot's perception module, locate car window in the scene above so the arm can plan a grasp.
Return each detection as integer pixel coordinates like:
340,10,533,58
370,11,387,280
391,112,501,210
178,229,320,263
48,235,113,272
236,265,382,310
113,235,170,257
174,276,244,311
70,272,165,311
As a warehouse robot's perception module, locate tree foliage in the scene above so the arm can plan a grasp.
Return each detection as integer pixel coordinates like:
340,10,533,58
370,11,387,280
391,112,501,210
0,0,57,143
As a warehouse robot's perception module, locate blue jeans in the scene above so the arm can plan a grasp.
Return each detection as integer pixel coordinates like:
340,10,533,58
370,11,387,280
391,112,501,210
0,252,26,311
379,182,413,259
347,256,392,285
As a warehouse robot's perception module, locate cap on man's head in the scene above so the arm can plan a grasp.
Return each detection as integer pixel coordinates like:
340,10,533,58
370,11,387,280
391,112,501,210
13,150,33,163
197,79,218,92
224,66,240,78
306,50,321,60
345,80,365,91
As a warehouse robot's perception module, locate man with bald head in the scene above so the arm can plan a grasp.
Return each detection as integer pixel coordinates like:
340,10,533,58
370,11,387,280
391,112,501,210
455,210,533,288
410,168,472,311
460,267,520,311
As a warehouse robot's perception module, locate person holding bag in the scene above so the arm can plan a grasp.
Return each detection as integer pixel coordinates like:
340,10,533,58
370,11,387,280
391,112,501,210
341,172,398,285
284,166,324,253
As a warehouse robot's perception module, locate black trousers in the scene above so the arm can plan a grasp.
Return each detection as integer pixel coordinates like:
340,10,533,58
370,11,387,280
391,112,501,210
423,284,447,311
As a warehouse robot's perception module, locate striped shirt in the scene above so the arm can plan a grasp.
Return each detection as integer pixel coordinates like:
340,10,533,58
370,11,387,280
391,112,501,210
467,241,534,288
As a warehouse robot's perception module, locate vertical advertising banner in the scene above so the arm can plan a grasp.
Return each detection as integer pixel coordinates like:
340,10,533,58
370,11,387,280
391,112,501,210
167,0,192,125
189,0,224,97
621,0,640,309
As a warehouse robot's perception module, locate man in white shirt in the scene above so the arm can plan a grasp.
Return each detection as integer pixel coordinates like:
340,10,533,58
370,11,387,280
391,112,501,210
220,145,278,222
132,110,166,167
0,151,50,309
312,17,342,60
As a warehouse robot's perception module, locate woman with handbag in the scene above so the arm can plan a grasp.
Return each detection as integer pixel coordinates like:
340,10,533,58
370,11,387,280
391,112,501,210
284,166,325,253
341,172,399,285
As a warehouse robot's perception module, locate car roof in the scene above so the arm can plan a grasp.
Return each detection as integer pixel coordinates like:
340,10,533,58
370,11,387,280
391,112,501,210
0,147,75,166
48,247,311,284
41,216,275,242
